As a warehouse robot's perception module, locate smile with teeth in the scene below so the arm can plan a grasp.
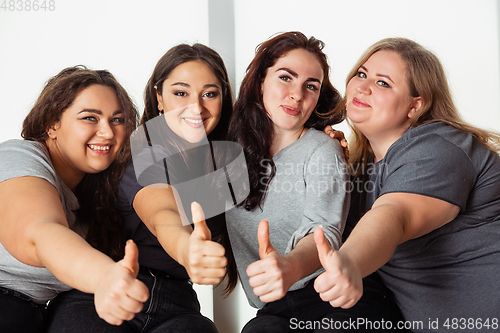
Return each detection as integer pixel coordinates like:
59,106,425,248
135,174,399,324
183,118,204,124
88,144,110,151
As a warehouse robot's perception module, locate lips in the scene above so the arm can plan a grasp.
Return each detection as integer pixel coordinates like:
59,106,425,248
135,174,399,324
182,117,206,128
281,105,301,116
352,97,370,108
88,144,111,155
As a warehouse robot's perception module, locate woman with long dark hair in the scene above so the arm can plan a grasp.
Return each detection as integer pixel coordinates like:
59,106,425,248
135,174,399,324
46,44,240,332
225,31,369,332
0,65,148,332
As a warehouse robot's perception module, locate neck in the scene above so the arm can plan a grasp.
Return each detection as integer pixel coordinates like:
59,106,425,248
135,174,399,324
45,139,84,192
270,126,306,157
368,127,410,163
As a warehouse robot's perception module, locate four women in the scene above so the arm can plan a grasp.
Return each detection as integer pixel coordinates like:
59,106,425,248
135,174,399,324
1,33,497,333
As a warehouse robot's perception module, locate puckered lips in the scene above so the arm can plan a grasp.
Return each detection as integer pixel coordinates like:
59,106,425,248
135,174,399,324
281,105,301,116
352,97,371,108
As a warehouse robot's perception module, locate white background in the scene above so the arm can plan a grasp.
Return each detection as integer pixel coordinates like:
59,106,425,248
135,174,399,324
1,1,499,332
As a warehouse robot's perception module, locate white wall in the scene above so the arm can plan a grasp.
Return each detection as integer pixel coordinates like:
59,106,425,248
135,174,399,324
1,1,499,333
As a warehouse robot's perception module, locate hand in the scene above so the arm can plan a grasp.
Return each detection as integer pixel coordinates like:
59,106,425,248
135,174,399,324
324,125,349,161
246,219,295,303
185,202,227,285
313,227,362,309
94,240,149,325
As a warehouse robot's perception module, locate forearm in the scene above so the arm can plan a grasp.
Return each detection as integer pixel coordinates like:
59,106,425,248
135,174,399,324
32,221,117,293
151,209,193,267
338,204,405,278
284,233,322,284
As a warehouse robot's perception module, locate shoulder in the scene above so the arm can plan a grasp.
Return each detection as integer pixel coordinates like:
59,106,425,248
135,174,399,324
301,128,344,158
0,139,56,185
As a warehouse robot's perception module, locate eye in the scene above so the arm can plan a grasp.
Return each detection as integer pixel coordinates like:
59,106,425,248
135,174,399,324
203,91,219,98
81,116,97,122
111,117,125,124
173,90,187,97
306,83,319,92
377,80,391,88
279,75,292,82
356,71,367,79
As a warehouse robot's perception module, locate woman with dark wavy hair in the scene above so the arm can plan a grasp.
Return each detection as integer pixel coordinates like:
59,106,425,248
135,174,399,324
225,31,389,332
0,66,148,332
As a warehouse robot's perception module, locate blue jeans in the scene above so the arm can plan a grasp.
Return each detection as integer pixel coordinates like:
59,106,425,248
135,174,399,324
45,268,218,333
0,286,47,333
242,273,408,333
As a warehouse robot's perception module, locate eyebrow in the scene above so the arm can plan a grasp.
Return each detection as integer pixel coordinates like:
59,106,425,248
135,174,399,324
171,82,221,89
360,65,395,84
78,109,123,115
276,67,321,84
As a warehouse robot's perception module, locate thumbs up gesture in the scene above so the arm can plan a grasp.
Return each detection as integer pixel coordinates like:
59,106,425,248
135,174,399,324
94,240,150,325
313,227,362,309
246,219,294,303
186,202,227,285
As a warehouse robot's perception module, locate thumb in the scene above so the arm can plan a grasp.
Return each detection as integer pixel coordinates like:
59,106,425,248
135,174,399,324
258,219,275,259
314,226,334,268
119,239,140,277
191,202,211,241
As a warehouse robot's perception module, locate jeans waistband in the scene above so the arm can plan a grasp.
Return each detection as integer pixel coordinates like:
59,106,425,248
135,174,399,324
0,286,33,303
139,266,191,283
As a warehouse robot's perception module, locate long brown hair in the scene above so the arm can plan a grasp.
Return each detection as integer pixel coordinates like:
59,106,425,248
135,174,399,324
141,44,238,295
227,31,344,211
347,37,500,176
22,65,139,260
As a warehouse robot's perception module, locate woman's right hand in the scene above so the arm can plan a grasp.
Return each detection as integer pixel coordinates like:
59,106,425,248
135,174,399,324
94,240,149,326
313,227,363,309
324,125,349,161
185,202,227,285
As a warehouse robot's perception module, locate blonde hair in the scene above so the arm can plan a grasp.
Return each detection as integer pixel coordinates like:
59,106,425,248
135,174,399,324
347,37,500,176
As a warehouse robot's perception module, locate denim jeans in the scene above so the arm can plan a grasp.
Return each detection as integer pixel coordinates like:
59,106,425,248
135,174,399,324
242,273,408,333
0,286,47,333
45,268,218,333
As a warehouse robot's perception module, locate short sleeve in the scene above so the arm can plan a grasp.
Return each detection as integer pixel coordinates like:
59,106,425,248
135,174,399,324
286,138,350,253
0,140,57,187
380,134,476,211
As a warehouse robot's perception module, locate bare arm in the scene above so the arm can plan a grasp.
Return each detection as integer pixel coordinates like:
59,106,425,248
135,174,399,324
0,177,149,325
132,186,227,284
314,192,460,308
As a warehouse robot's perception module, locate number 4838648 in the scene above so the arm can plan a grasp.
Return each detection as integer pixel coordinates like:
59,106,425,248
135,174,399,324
1,0,56,11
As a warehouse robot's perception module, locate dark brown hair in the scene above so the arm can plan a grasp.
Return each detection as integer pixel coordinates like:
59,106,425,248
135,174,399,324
141,44,238,295
227,31,344,211
22,65,139,260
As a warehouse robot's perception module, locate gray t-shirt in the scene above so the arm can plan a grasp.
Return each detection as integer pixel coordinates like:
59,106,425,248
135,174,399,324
226,128,350,309
364,122,500,331
0,140,79,304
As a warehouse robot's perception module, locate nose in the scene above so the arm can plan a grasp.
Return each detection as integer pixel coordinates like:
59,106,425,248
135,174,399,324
356,80,371,95
188,102,202,115
289,84,303,102
97,120,114,140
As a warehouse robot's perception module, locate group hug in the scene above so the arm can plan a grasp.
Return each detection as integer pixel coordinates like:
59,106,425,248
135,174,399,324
1,31,499,333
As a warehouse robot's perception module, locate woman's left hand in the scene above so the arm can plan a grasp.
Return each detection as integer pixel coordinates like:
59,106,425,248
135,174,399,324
246,219,296,303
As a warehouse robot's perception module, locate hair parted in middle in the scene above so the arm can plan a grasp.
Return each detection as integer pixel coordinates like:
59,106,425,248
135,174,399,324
228,31,344,211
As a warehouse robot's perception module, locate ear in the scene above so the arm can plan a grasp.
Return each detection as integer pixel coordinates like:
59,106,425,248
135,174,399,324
46,122,60,139
408,96,423,119
154,85,164,112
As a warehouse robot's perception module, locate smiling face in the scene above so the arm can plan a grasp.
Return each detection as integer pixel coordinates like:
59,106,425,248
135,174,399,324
156,60,223,143
346,50,421,146
46,84,126,187
261,48,323,137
